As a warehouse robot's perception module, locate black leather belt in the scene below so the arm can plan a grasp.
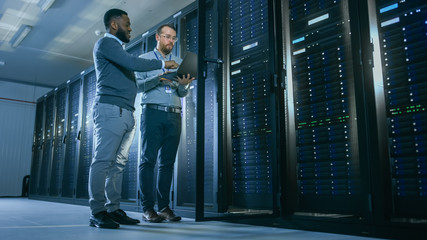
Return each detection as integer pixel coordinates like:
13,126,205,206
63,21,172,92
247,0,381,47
143,104,181,113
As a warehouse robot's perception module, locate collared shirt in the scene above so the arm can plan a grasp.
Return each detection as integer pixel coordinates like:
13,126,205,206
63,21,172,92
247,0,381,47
135,48,190,107
104,32,125,49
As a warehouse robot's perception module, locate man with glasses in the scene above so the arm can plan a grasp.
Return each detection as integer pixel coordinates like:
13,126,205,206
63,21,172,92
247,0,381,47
136,24,195,223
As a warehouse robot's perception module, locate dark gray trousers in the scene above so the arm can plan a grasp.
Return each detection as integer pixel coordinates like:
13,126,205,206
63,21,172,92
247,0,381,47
139,107,181,212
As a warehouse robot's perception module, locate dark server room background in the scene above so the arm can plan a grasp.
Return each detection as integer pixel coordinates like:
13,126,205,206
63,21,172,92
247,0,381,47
1,0,426,239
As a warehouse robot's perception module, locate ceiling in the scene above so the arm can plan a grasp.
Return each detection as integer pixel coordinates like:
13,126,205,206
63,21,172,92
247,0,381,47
0,0,195,88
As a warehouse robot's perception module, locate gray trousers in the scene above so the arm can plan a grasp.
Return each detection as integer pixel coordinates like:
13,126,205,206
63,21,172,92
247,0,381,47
88,103,136,215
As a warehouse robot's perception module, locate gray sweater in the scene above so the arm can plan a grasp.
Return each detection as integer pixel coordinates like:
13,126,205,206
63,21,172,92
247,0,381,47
93,36,163,111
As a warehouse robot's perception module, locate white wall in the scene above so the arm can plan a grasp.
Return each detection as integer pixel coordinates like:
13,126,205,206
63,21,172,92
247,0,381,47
0,80,51,196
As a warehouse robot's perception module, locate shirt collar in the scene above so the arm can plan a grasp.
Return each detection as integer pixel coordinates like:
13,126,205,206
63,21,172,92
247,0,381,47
154,48,171,60
105,33,125,49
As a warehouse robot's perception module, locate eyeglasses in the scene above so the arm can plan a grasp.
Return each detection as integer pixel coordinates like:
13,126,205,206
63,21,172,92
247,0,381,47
160,34,178,43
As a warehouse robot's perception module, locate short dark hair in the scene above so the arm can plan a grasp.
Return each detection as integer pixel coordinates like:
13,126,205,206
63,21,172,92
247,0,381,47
156,23,176,35
104,9,128,30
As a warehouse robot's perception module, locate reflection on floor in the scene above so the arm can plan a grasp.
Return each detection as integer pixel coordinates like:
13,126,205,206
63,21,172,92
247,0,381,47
0,198,382,240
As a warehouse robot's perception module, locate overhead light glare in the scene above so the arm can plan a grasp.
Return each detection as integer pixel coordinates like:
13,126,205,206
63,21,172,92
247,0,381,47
10,25,32,48
38,0,56,12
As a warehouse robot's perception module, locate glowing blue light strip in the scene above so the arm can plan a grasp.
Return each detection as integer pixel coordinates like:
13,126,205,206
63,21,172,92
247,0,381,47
380,3,398,13
231,69,241,75
293,48,306,55
381,17,400,27
292,36,305,44
231,60,241,66
243,41,258,51
308,13,329,25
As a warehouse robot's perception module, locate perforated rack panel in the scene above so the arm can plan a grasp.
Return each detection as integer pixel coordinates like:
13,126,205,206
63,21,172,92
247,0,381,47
376,0,427,217
229,0,274,209
38,94,55,195
29,101,44,195
290,0,362,213
76,71,96,199
62,78,81,198
50,87,67,196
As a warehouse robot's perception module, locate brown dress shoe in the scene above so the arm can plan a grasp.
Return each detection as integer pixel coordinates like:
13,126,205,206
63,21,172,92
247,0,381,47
157,206,181,222
143,209,163,223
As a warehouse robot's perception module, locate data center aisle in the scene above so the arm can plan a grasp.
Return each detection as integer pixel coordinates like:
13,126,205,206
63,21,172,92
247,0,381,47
0,198,382,240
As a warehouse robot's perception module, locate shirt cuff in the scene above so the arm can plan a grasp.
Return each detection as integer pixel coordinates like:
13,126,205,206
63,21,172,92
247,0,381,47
162,60,165,69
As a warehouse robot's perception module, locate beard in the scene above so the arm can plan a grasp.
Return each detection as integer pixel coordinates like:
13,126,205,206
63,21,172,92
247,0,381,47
116,27,130,43
159,43,173,55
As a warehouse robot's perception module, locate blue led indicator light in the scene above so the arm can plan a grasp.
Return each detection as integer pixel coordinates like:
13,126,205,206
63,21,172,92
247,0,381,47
380,3,398,14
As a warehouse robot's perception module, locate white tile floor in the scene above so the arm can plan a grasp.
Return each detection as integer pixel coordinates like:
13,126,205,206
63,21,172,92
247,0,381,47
0,198,383,240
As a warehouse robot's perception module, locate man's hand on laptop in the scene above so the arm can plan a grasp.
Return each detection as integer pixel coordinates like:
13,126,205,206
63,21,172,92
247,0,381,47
176,73,195,85
164,60,179,69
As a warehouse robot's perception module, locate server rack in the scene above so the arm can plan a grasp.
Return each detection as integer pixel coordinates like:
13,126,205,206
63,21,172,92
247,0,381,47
173,1,220,215
190,0,283,219
226,0,279,212
176,7,199,210
49,86,68,197
38,93,55,195
75,70,96,199
288,0,370,217
61,75,82,198
375,0,427,220
29,100,45,195
200,0,219,212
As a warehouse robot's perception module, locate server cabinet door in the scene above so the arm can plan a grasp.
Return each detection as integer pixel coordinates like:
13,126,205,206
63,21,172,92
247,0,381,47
175,8,199,210
375,0,427,219
225,0,279,214
76,70,96,199
29,100,45,196
174,2,219,215
62,77,82,198
191,0,281,220
38,94,55,195
50,87,67,197
288,0,369,216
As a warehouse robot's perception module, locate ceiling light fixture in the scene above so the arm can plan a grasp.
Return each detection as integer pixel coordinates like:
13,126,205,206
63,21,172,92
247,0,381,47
38,0,56,12
10,25,32,48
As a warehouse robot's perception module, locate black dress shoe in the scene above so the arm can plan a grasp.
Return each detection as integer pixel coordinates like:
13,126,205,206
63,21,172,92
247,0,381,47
89,211,119,229
157,206,181,222
108,209,140,225
142,209,164,223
